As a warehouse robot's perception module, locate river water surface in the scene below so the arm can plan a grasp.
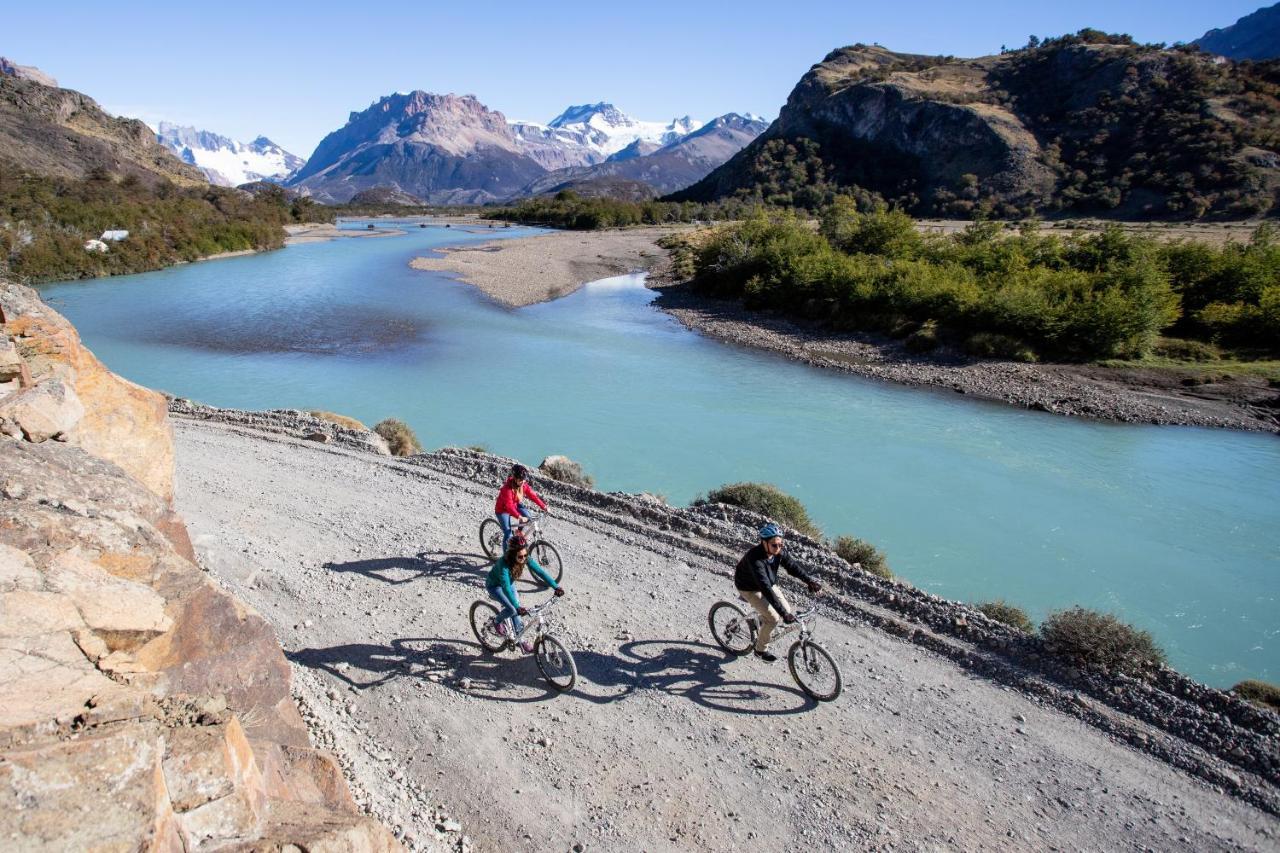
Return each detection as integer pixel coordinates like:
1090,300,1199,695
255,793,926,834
38,222,1280,687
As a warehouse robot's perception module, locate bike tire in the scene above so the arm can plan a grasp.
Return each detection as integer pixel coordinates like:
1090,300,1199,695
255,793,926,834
479,518,503,559
534,635,577,691
469,600,507,653
708,601,755,655
530,541,564,585
788,640,842,701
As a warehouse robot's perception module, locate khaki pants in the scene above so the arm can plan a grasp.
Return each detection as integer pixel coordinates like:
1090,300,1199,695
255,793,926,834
739,588,792,652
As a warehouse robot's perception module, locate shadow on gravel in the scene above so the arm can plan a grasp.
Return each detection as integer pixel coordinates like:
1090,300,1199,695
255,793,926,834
323,551,488,587
579,639,817,716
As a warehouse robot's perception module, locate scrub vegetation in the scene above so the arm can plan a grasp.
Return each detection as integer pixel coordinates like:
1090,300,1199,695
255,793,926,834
1230,679,1280,712
833,535,892,579
975,600,1036,633
693,482,823,539
685,207,1279,362
373,418,423,457
0,170,333,282
1040,607,1166,675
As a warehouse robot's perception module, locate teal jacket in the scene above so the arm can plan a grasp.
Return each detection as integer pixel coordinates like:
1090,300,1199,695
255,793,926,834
486,556,558,606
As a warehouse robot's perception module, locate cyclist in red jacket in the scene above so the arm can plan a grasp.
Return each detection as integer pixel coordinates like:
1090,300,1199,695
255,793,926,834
494,464,548,551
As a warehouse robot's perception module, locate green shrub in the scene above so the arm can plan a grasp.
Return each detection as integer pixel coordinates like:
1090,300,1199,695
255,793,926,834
1231,679,1280,712
903,320,940,353
538,455,595,488
1040,607,1166,676
1150,337,1221,362
373,418,422,456
975,600,1035,633
964,332,1038,362
833,536,892,579
695,482,821,539
307,410,368,431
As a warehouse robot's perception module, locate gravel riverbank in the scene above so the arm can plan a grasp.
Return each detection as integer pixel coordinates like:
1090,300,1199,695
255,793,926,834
652,283,1280,433
170,407,1279,851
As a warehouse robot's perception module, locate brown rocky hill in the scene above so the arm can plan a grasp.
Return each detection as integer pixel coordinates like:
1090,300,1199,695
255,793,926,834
288,91,547,204
0,281,397,851
0,73,205,187
673,34,1280,219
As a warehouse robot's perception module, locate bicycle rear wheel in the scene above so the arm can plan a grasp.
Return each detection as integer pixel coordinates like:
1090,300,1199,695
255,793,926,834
479,518,503,559
708,601,755,655
534,635,577,691
788,640,842,701
529,541,564,585
469,600,507,653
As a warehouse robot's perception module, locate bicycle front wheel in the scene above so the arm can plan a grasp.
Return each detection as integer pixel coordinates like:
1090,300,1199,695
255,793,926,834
534,635,577,691
479,518,503,559
708,601,755,655
788,640,842,701
530,541,564,585
469,600,507,653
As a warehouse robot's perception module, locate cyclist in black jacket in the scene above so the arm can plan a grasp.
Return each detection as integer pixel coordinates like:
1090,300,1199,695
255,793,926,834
735,523,822,661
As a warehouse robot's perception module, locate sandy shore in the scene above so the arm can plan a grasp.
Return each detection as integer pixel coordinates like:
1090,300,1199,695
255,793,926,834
285,222,406,245
409,227,684,307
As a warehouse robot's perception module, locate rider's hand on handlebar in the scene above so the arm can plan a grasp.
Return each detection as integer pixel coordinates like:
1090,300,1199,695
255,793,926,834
783,611,798,625
553,587,565,597
517,606,530,616
807,581,822,594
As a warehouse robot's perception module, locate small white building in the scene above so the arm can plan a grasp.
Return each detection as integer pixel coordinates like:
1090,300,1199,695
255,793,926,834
100,229,129,241
83,239,109,253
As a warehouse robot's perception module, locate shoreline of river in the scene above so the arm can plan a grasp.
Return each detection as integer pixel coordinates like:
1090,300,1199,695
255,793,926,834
284,222,406,245
408,227,684,307
650,282,1279,433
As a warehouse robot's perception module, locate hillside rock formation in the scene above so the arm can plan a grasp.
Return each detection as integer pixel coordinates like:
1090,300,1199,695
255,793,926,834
0,282,398,851
289,92,546,204
675,38,1280,219
522,112,769,196
0,56,58,88
156,121,304,187
0,74,205,187
1196,2,1280,60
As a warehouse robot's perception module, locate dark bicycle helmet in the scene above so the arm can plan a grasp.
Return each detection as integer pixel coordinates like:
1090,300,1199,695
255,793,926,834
511,463,529,480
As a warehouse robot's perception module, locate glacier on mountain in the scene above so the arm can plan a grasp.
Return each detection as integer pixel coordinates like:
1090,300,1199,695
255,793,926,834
156,122,303,187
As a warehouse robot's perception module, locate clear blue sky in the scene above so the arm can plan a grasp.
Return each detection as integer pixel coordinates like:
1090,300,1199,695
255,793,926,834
6,0,1266,158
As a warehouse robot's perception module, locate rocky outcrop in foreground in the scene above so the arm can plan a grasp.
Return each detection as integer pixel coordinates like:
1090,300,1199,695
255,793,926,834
0,282,397,850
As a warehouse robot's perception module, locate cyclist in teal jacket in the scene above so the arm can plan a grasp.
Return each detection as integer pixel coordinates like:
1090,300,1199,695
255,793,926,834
486,533,564,652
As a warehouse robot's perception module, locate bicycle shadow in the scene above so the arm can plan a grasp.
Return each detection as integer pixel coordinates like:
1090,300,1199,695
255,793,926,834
323,551,486,588
582,639,818,715
287,636,575,702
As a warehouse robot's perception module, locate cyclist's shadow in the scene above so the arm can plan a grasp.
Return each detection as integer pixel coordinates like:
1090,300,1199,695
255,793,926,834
322,551,487,587
575,639,818,715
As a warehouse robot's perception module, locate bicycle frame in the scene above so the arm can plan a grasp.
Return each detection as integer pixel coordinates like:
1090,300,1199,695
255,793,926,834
740,603,817,648
504,596,560,645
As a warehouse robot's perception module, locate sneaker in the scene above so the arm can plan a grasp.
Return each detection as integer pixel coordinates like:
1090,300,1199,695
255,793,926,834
519,640,535,654
754,649,778,662
495,621,509,637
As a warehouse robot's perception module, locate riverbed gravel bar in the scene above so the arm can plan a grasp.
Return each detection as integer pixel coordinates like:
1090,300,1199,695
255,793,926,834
171,409,1279,851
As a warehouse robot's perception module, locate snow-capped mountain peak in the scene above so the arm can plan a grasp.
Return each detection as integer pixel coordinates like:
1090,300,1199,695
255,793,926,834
156,121,304,187
522,103,703,160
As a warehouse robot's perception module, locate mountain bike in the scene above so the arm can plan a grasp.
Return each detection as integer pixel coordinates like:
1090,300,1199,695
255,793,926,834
469,595,577,691
479,510,563,585
707,599,842,701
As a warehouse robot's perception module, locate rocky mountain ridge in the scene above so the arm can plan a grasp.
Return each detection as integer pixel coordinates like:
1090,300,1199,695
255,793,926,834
675,36,1280,219
0,56,57,88
1196,2,1280,60
0,73,205,188
288,93,762,203
156,121,304,187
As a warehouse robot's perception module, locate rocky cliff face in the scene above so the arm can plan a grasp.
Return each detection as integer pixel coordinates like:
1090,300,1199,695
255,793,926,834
522,112,770,197
0,56,58,88
1196,2,1280,60
0,282,397,851
289,92,547,204
675,40,1280,219
0,74,206,187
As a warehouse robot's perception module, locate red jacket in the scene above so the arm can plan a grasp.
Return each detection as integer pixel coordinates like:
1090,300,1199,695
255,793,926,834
494,477,547,516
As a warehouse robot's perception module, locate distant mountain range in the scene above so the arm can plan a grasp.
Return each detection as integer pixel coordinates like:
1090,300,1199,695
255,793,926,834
286,95,766,204
1194,1,1280,60
155,123,303,187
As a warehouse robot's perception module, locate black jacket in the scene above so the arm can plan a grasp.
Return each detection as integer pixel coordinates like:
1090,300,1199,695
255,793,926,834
734,543,814,614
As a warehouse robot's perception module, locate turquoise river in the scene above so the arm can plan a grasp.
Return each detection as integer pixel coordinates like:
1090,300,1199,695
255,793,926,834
37,221,1280,687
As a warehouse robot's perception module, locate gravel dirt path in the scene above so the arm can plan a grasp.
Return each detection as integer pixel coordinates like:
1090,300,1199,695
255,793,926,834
172,418,1279,852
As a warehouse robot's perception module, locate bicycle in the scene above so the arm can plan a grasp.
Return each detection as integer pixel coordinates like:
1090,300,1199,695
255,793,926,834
468,595,577,691
707,598,843,701
479,510,564,586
